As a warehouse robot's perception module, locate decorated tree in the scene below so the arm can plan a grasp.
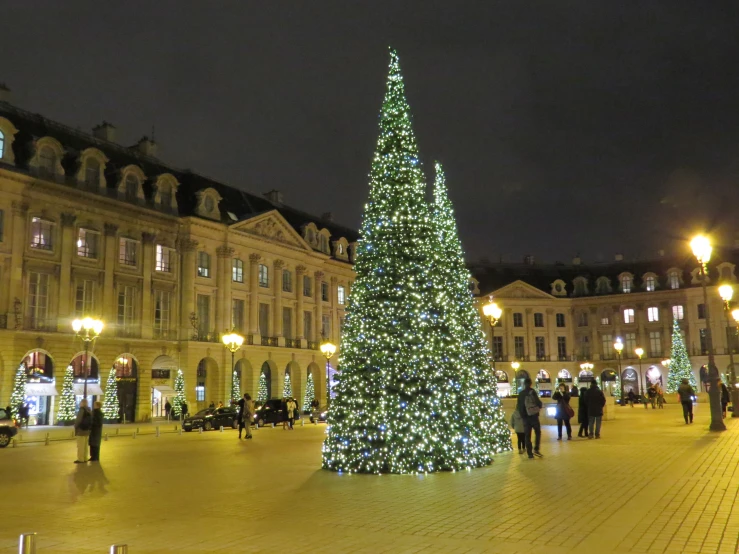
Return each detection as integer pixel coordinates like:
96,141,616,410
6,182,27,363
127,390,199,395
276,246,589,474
303,372,315,413
283,372,293,398
668,318,698,393
102,368,119,421
57,366,76,424
172,369,186,418
9,364,27,420
231,371,241,407
322,50,501,474
257,372,268,403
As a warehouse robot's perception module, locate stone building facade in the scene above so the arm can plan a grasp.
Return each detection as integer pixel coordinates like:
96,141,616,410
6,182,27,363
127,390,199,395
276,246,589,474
0,99,356,424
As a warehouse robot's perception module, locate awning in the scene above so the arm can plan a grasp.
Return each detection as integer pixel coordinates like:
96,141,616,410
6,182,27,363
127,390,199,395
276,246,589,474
25,383,59,396
152,385,175,394
73,383,104,396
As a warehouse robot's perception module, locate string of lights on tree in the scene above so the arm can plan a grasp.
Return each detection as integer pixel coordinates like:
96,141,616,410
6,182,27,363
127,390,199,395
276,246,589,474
102,368,119,421
57,366,76,423
231,371,241,407
303,372,315,413
172,369,186,418
9,364,27,420
283,371,293,399
668,318,698,393
257,372,268,403
322,49,509,474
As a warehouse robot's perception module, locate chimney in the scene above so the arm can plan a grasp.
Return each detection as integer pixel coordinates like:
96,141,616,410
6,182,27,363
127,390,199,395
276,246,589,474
135,136,158,157
572,256,581,266
523,255,535,265
0,83,10,103
321,211,334,222
657,249,665,257
264,189,283,205
615,253,624,262
92,121,116,142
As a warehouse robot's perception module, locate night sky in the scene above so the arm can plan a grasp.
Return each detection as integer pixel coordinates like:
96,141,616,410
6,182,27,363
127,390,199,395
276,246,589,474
2,2,739,263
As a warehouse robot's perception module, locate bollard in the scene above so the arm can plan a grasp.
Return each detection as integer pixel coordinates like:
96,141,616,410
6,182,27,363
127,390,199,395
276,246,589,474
132,431,136,439
104,433,109,441
19,533,37,554
272,422,275,428
110,544,128,554
179,428,182,435
199,427,203,434
116,428,120,436
45,433,50,445
156,426,160,438
220,425,224,433
174,425,178,431
301,418,304,427
136,427,140,434
12,438,16,448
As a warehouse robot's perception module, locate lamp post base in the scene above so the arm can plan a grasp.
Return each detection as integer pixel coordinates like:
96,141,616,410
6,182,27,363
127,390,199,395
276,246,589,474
732,390,739,418
710,420,727,431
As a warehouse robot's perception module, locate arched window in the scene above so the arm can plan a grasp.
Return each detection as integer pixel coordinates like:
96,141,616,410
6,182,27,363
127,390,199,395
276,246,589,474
85,157,100,187
596,277,611,295
125,173,139,201
160,184,172,208
39,146,56,177
644,274,656,292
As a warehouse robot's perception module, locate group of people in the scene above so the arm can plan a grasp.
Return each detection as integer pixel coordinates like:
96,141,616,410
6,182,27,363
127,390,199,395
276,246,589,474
625,384,667,409
73,399,104,463
511,379,607,459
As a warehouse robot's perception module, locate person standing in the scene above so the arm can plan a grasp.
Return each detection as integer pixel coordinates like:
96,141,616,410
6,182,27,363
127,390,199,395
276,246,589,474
310,398,320,424
570,385,579,398
237,393,253,439
510,409,525,453
516,378,543,459
719,380,730,418
286,397,297,430
577,386,589,437
647,384,657,409
74,399,92,463
677,378,695,424
586,381,606,439
89,401,104,462
656,385,665,409
164,400,172,420
180,401,188,421
552,383,573,440
627,389,636,408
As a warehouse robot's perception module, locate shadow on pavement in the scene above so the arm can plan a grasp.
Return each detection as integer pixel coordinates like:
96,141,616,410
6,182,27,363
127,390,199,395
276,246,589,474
69,463,110,498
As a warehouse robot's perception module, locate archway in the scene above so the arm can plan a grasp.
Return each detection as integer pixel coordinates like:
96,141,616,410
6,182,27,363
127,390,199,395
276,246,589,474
515,369,530,394
70,352,102,406
196,357,218,409
306,362,322,407
622,367,639,395
20,350,56,425
151,355,177,419
578,369,594,383
234,358,255,399
285,360,301,406
536,369,552,397
494,369,511,398
258,361,276,403
601,369,618,397
112,354,138,423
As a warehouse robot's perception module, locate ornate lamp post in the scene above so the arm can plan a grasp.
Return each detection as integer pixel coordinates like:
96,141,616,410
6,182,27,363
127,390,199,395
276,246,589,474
691,235,726,431
222,331,244,403
320,337,337,407
482,297,503,372
634,347,645,402
614,337,624,399
72,317,104,401
718,284,739,418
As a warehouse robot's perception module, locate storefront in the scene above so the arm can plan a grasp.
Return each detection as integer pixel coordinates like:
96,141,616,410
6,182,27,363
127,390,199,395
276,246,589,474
622,367,639,394
494,370,511,397
114,356,138,423
71,353,101,407
537,369,552,397
21,351,57,426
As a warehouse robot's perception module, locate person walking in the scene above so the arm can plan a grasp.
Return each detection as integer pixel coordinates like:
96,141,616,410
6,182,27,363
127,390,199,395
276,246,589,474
89,401,104,462
164,400,172,420
647,384,657,409
627,389,636,408
310,398,320,424
677,378,695,424
516,378,543,459
719,379,730,418
73,399,92,463
577,386,589,437
237,393,253,439
586,381,606,439
286,397,297,430
510,409,525,453
180,401,188,421
656,385,665,409
552,383,573,440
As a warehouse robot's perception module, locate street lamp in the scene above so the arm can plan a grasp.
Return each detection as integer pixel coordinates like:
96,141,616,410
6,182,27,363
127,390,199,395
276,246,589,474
320,337,337,407
634,347,645,402
718,284,739,418
482,297,503,372
614,338,624,399
691,234,726,431
222,331,244,404
72,317,104,401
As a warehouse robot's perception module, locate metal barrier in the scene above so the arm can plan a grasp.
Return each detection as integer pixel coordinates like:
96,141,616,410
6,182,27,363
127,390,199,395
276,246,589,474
19,533,128,552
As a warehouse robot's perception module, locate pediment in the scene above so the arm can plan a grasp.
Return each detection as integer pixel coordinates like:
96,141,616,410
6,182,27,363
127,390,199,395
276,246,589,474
490,280,554,300
231,210,309,250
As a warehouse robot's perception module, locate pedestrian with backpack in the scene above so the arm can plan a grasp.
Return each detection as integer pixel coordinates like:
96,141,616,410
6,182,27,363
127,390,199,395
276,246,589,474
74,399,92,463
516,378,543,459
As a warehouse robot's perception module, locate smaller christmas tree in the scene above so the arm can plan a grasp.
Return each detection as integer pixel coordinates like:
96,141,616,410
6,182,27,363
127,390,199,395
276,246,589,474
257,372,268,403
9,364,27,420
231,371,241,407
283,372,293,398
102,368,119,421
172,369,187,418
57,366,76,424
303,372,315,413
667,318,698,393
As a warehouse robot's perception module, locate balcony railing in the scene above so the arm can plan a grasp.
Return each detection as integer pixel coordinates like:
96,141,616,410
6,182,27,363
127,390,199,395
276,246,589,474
261,336,278,347
286,338,301,349
308,341,320,351
24,317,56,332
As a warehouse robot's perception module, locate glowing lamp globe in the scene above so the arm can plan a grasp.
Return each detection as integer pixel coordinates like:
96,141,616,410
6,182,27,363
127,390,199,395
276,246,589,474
732,308,739,323
635,347,644,358
320,339,337,360
614,338,624,354
691,235,712,264
482,299,502,322
719,284,734,303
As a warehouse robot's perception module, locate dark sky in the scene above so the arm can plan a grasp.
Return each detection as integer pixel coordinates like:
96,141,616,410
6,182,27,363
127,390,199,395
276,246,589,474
3,1,739,263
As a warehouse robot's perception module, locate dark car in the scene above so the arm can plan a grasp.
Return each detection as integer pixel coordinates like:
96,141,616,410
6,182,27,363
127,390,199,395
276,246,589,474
0,408,18,448
183,407,238,432
253,399,289,427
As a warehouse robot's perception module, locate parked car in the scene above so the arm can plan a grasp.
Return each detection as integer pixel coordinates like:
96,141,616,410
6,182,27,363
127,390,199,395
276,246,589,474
253,399,289,427
183,407,238,432
0,408,18,448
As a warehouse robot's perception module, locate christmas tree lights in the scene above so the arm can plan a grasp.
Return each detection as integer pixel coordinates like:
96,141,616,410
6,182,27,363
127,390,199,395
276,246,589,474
102,368,119,421
257,372,268,403
283,372,293,398
322,50,505,474
57,366,76,424
172,369,186,418
9,364,27,420
668,318,698,393
231,371,241,407
303,372,315,413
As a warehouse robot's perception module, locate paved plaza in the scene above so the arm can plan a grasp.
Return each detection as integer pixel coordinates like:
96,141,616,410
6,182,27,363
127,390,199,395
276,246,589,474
2,404,739,554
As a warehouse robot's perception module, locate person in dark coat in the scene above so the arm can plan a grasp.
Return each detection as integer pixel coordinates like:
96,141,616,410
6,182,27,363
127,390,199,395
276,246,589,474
577,386,589,437
586,381,606,439
719,380,730,418
89,401,104,462
627,389,636,408
570,385,579,398
180,402,188,420
551,383,572,440
677,378,695,424
516,378,543,459
164,400,172,420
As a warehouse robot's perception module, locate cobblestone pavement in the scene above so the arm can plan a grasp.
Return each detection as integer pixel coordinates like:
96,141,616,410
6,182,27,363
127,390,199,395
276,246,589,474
1,403,737,553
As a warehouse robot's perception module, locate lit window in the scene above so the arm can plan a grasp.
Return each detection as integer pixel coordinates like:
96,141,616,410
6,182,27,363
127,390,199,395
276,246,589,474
125,174,139,201
258,264,269,287
623,308,635,324
601,315,610,325
232,258,244,283
77,228,99,259
119,238,139,266
155,245,172,272
645,275,656,292
672,305,684,320
338,285,346,305
338,243,344,255
647,306,659,322
85,157,100,188
668,271,680,290
197,251,211,278
30,218,54,250
196,385,205,402
621,276,632,293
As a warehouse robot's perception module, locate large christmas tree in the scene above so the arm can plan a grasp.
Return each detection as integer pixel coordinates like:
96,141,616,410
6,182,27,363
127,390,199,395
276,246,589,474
668,318,698,393
283,372,293,398
432,163,511,454
322,50,498,474
257,372,268,403
231,371,241,407
57,366,76,424
303,372,315,413
172,369,186,418
9,364,27,420
102,368,119,421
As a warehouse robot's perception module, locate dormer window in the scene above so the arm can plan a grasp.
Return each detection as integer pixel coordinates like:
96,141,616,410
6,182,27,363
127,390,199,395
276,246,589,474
338,243,343,255
573,277,588,296
718,263,736,282
39,146,56,177
644,274,656,292
595,277,611,295
668,269,681,290
85,157,100,188
619,273,633,293
195,188,222,220
125,174,139,201
551,279,567,297
0,117,19,165
160,186,172,209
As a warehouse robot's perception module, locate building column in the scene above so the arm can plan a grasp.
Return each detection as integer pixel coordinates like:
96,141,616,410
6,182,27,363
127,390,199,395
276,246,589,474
248,253,261,338
178,238,198,340
141,232,156,339
216,245,234,334
504,308,514,360
296,265,306,347
6,201,28,327
330,277,339,344
525,308,533,361
273,259,285,344
56,213,77,331
636,303,647,355
102,223,118,325
314,271,324,342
